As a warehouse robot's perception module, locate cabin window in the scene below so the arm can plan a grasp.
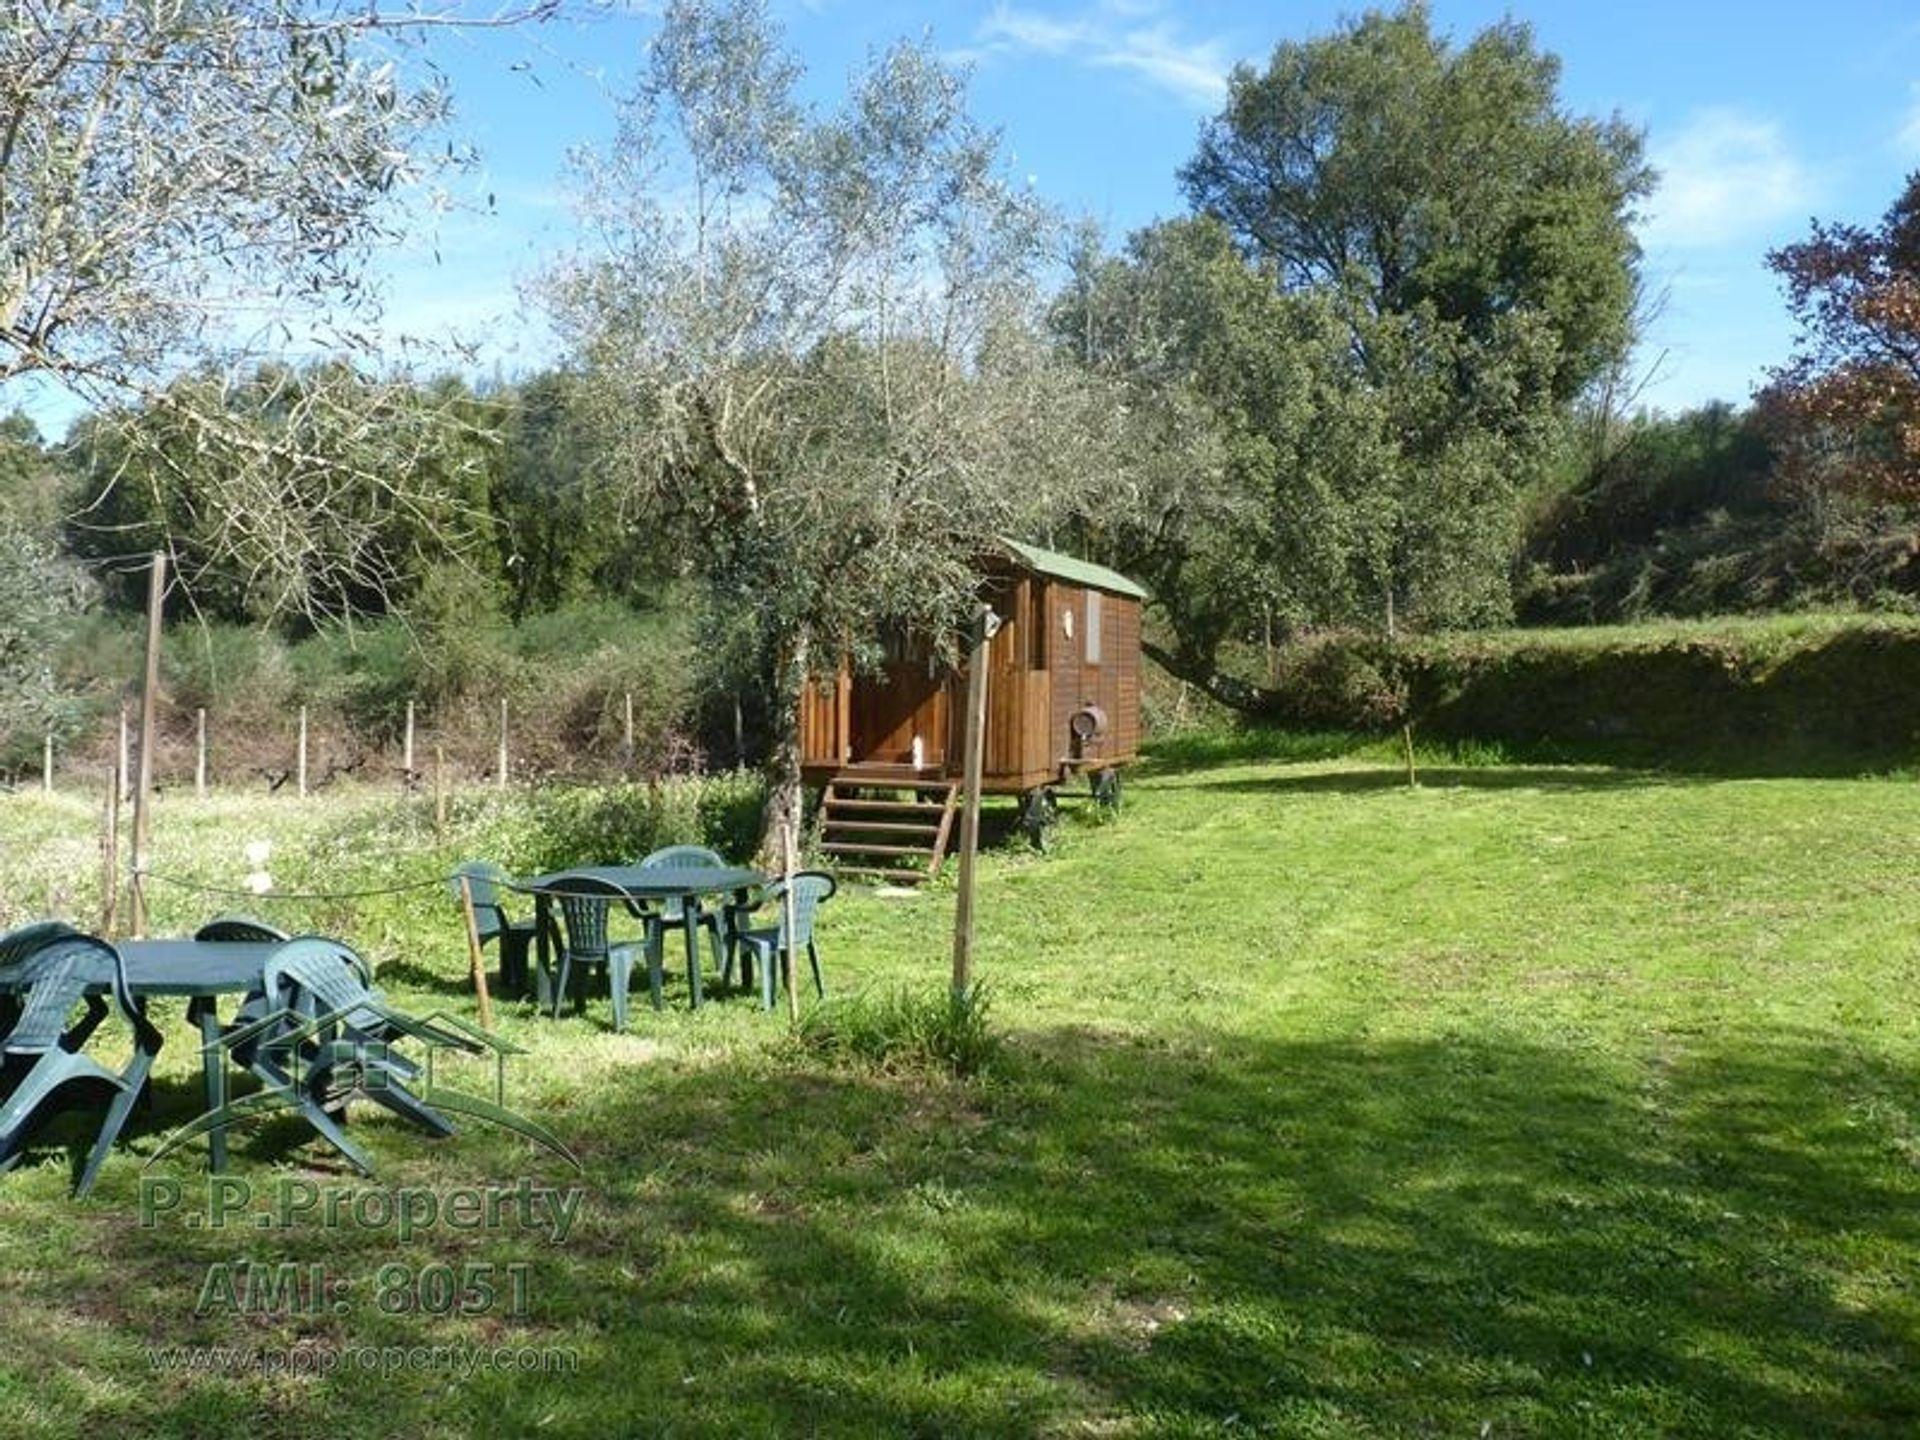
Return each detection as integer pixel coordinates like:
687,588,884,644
1085,590,1103,665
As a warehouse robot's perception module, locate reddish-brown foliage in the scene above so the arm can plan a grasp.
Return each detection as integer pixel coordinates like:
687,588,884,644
1762,173,1920,501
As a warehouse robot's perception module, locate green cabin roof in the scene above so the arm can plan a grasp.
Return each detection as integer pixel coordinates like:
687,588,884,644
1000,540,1149,601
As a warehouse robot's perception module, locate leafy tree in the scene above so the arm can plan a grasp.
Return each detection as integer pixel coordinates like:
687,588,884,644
1059,4,1649,706
0,522,89,764
0,1,548,620
1181,1,1649,403
489,370,673,619
1529,402,1776,572
64,364,498,625
1760,172,1920,503
1516,402,1791,623
544,0,1120,848
0,411,69,533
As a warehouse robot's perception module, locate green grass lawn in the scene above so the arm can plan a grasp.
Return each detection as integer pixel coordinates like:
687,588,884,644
2,743,1918,1438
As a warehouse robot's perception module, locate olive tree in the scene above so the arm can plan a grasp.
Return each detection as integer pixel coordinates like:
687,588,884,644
544,0,1123,849
64,363,502,623
1,0,550,622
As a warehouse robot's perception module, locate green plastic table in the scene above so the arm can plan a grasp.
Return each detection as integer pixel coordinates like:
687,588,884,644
523,866,766,1012
109,939,277,1173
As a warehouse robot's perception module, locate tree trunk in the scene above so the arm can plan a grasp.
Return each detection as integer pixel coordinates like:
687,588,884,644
757,626,811,867
1140,639,1285,715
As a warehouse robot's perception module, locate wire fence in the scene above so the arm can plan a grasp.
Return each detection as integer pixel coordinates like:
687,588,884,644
16,690,711,801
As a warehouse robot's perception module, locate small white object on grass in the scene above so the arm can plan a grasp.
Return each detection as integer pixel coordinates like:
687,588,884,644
243,839,273,894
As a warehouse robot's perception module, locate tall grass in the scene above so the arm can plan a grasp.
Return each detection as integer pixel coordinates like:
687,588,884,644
793,984,1001,1077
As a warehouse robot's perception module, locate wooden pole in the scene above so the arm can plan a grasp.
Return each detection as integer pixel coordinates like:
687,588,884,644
459,874,496,1031
622,691,634,773
195,707,207,797
296,704,308,798
781,816,800,1023
117,704,130,804
128,551,165,938
734,695,746,769
950,604,993,1001
403,700,416,782
496,698,508,790
433,744,448,844
100,761,120,937
42,732,51,794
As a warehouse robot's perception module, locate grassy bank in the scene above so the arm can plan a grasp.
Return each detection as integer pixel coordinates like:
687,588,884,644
0,742,1917,1436
1240,612,1920,771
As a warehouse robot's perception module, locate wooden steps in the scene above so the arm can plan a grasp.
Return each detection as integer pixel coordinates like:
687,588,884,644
819,779,958,885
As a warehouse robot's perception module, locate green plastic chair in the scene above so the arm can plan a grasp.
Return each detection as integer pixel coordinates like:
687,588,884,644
733,872,835,1011
194,914,290,944
0,921,79,967
545,875,663,1031
635,845,735,993
0,921,81,1034
237,937,481,1175
193,914,340,1040
0,933,164,1197
450,862,538,999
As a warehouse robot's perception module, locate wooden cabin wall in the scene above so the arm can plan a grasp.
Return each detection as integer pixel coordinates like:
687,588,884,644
798,668,849,768
803,561,1143,788
838,635,935,766
974,575,1051,782
1043,582,1141,770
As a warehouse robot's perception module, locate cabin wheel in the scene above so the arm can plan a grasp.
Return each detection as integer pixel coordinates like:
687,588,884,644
1019,787,1059,848
1090,768,1121,809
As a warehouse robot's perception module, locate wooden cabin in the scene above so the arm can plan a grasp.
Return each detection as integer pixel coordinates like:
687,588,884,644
799,541,1148,880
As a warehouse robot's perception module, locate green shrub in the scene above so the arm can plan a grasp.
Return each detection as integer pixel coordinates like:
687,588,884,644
1252,616,1920,770
793,984,1001,1078
514,770,766,872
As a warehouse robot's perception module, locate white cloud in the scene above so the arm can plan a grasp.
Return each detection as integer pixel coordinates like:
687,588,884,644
1897,84,1920,158
1641,109,1813,250
971,1,1230,111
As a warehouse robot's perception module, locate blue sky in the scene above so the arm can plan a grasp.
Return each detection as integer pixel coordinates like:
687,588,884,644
26,1,1920,434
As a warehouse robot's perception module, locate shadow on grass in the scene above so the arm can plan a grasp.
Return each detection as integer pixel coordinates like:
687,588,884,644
1159,763,1702,796
371,957,495,999
511,1026,1913,1435
1139,728,1367,777
1140,724,1920,785
80,1022,1919,1438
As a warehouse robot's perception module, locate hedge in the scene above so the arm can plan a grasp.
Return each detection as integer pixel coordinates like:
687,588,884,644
1260,615,1920,768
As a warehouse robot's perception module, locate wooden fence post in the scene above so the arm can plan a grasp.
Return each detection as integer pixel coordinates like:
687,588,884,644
950,603,994,1001
782,816,800,1023
100,762,120,937
195,707,207,797
403,700,416,783
129,551,165,938
623,691,634,773
117,704,130,804
297,704,308,798
497,698,508,790
459,874,496,1031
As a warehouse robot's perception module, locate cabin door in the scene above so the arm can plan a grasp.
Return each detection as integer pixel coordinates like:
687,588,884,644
849,633,948,769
